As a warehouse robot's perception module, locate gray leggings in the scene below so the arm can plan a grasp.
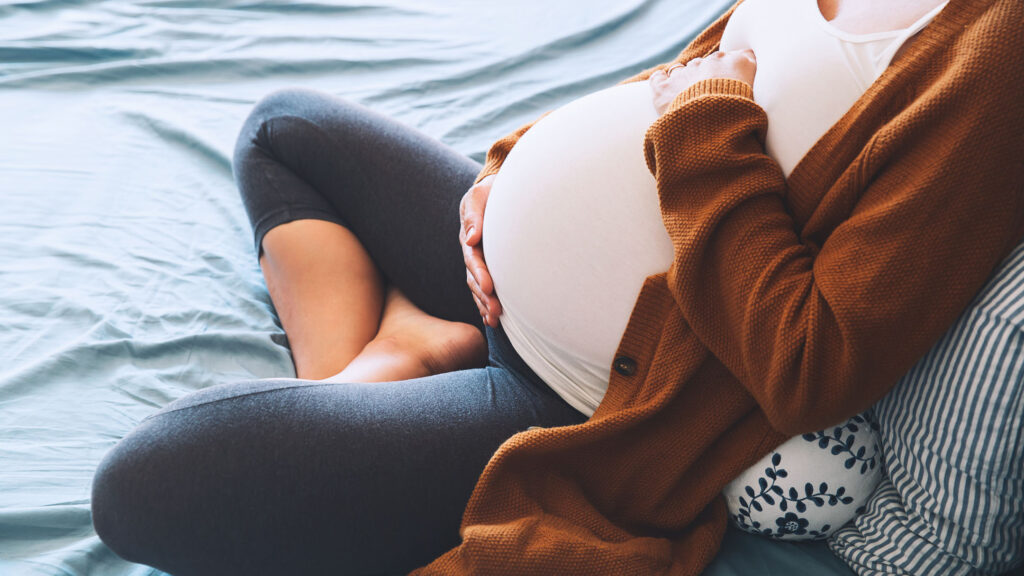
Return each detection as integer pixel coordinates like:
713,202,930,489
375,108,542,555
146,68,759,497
90,88,588,576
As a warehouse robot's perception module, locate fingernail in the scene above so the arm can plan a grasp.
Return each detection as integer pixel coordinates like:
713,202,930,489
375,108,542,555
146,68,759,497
467,226,476,238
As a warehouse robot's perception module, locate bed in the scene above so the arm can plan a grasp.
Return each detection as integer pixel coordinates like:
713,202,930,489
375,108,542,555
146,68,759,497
1,0,879,574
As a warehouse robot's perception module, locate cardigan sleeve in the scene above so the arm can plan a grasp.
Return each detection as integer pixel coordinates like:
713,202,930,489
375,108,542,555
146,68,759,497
643,75,1024,435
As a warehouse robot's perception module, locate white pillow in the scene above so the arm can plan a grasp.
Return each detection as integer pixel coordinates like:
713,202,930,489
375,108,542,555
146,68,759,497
724,412,883,541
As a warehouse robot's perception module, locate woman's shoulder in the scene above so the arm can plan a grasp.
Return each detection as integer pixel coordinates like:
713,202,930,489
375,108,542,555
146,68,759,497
939,1,1022,91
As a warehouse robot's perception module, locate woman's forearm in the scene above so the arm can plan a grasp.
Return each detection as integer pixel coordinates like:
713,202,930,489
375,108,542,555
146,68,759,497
643,76,1024,435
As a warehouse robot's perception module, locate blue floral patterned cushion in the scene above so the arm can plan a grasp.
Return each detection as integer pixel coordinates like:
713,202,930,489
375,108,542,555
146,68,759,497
828,241,1024,576
724,412,883,541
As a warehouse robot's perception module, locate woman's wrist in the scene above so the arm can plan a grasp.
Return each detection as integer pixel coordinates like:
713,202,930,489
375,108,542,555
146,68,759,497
665,77,755,114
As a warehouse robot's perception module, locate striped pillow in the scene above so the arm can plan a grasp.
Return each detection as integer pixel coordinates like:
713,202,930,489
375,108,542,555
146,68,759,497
828,241,1024,576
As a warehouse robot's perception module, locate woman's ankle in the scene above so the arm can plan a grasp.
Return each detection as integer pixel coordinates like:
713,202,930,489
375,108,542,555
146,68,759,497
321,336,429,383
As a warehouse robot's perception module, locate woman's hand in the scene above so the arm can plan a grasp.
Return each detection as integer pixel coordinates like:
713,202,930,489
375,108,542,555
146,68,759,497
649,49,757,115
459,174,503,328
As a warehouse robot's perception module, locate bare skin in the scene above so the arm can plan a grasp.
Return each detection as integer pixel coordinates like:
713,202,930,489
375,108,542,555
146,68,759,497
268,0,946,384
320,283,487,383
260,219,486,382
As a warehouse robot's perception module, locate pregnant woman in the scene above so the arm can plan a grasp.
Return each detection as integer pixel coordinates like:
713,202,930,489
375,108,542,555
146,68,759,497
91,0,1023,575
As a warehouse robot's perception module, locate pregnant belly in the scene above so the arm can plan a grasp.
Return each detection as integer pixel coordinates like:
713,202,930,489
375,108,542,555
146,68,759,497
482,81,675,402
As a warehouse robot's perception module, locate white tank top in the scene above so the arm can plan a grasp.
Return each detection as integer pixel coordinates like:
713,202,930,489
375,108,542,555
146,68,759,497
483,0,948,417
719,0,949,176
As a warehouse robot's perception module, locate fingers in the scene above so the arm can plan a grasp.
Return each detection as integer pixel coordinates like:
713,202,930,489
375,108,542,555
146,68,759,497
458,192,492,298
461,175,495,243
460,186,490,247
465,261,501,325
459,218,501,326
687,49,757,85
466,266,501,326
458,175,502,325
718,48,756,64
459,191,481,247
462,239,492,295
466,268,486,318
661,49,753,73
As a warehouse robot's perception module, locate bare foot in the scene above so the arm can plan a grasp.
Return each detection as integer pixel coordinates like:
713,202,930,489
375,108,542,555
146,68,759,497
323,285,488,383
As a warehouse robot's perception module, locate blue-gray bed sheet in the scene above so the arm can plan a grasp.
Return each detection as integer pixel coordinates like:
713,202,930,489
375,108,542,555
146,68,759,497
0,1,857,574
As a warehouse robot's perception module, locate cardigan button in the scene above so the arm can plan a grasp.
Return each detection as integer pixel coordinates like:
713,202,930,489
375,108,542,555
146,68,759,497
613,355,637,376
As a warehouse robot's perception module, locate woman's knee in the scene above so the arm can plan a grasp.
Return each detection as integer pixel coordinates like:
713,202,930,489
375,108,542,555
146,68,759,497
233,87,360,158
90,388,266,574
91,421,169,566
235,87,316,165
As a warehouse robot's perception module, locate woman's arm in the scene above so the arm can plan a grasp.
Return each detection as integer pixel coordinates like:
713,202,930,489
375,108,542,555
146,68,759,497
645,50,1024,435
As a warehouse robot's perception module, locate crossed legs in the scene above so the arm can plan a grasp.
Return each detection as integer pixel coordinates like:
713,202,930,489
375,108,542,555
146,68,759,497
233,86,492,382
90,87,590,576
259,219,486,383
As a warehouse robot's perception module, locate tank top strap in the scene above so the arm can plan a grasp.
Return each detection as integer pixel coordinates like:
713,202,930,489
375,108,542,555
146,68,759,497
873,1,950,69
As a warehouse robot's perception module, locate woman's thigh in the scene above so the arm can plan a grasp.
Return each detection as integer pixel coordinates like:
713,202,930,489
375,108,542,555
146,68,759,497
91,325,586,576
232,87,483,330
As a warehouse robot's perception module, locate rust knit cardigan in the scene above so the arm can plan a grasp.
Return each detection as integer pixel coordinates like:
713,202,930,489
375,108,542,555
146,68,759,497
412,1,1024,574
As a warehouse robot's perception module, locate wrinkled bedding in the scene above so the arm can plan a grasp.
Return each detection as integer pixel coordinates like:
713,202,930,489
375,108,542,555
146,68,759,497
0,1,853,574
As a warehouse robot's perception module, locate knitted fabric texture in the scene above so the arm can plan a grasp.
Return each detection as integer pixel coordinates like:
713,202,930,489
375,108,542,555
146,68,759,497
412,0,1024,573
